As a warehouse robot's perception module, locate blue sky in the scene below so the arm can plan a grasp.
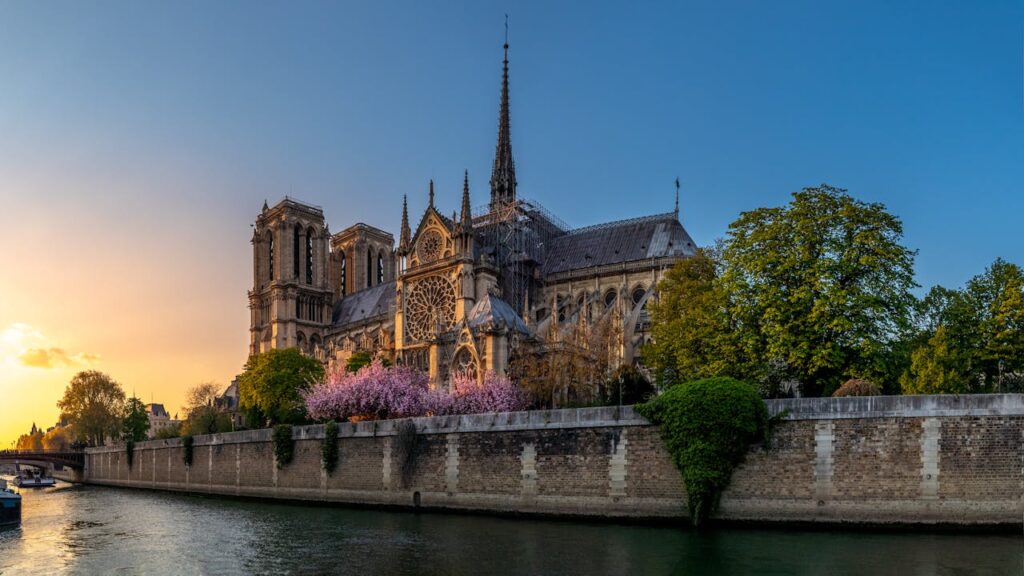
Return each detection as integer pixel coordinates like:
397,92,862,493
2,1,1022,291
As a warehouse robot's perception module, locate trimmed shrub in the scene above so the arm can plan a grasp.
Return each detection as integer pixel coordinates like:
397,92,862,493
832,378,881,397
182,435,194,466
636,377,768,526
272,424,294,469
321,420,339,474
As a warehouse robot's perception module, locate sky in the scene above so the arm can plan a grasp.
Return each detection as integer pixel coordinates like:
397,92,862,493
0,1,1021,446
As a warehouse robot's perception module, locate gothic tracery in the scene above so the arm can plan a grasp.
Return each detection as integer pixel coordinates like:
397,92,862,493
406,275,456,341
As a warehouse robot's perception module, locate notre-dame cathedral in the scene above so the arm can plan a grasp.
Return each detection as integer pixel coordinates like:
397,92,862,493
248,40,696,387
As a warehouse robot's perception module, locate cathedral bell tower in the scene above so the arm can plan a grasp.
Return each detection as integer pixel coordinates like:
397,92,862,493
249,198,333,359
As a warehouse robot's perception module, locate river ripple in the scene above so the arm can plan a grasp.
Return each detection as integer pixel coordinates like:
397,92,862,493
0,482,1021,575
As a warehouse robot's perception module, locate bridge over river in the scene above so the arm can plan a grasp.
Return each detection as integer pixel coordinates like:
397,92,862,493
0,449,85,482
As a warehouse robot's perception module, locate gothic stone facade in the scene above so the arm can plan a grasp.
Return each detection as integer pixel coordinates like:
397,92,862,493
248,42,697,386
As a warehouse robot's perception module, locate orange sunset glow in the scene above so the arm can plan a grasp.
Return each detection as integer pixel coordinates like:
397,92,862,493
0,179,253,447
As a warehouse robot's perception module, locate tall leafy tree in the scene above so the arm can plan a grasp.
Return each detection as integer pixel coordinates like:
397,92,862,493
719,184,916,395
904,259,1024,393
900,326,970,394
643,249,747,386
644,185,917,396
122,396,150,442
238,348,324,426
57,370,126,446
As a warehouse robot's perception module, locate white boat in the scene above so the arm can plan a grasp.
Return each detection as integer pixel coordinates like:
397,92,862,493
12,467,56,488
0,479,20,526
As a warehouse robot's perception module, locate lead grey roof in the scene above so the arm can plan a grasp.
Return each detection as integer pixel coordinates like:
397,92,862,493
541,212,697,276
467,294,530,334
332,281,396,328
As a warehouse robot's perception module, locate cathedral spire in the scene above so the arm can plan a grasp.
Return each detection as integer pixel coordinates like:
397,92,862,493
489,31,516,211
399,194,411,251
428,179,435,208
461,170,473,230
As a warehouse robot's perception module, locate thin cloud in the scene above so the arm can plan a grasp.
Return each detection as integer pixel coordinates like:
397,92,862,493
2,324,101,369
18,347,100,369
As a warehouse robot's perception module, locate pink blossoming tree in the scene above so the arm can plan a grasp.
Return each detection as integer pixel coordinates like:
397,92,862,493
304,361,530,422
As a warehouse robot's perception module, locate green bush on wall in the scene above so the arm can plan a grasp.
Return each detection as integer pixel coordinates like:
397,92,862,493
321,420,339,474
182,435,194,466
273,424,294,469
636,377,768,526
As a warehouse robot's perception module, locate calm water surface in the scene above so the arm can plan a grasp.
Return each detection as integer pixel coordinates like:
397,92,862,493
0,481,1021,575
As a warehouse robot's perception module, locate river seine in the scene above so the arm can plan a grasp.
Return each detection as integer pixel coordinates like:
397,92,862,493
0,482,1021,575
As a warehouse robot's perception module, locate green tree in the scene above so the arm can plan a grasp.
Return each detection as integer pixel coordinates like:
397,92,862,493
238,348,324,426
643,249,747,387
121,396,150,442
154,423,182,439
719,184,916,396
902,259,1024,393
644,185,916,396
900,326,970,394
345,352,373,373
181,382,232,436
963,259,1024,389
57,371,126,446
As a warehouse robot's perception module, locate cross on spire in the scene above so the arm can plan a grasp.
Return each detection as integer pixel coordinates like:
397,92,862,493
674,177,680,216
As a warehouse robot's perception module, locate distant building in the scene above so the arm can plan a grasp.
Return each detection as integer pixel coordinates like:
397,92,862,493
145,403,180,438
216,380,245,429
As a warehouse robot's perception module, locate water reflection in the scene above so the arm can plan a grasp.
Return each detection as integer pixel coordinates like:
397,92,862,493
0,482,1021,575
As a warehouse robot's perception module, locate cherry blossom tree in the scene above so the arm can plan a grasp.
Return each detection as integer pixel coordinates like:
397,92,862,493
304,361,529,421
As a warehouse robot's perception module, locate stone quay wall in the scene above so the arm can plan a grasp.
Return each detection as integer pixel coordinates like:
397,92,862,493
82,395,1024,526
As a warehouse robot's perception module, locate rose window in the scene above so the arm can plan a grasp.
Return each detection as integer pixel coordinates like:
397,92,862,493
406,275,456,341
417,229,444,263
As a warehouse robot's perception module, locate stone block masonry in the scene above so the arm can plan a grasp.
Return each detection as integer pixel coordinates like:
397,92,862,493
82,397,1024,526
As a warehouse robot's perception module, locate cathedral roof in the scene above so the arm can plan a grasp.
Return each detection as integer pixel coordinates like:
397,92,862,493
331,281,396,329
541,212,697,277
467,293,529,334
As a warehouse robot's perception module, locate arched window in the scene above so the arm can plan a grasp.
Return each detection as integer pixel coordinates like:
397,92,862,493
305,227,314,285
293,226,301,278
366,248,373,288
267,233,274,281
604,289,617,309
632,286,646,307
340,252,347,296
453,347,478,381
377,252,384,285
